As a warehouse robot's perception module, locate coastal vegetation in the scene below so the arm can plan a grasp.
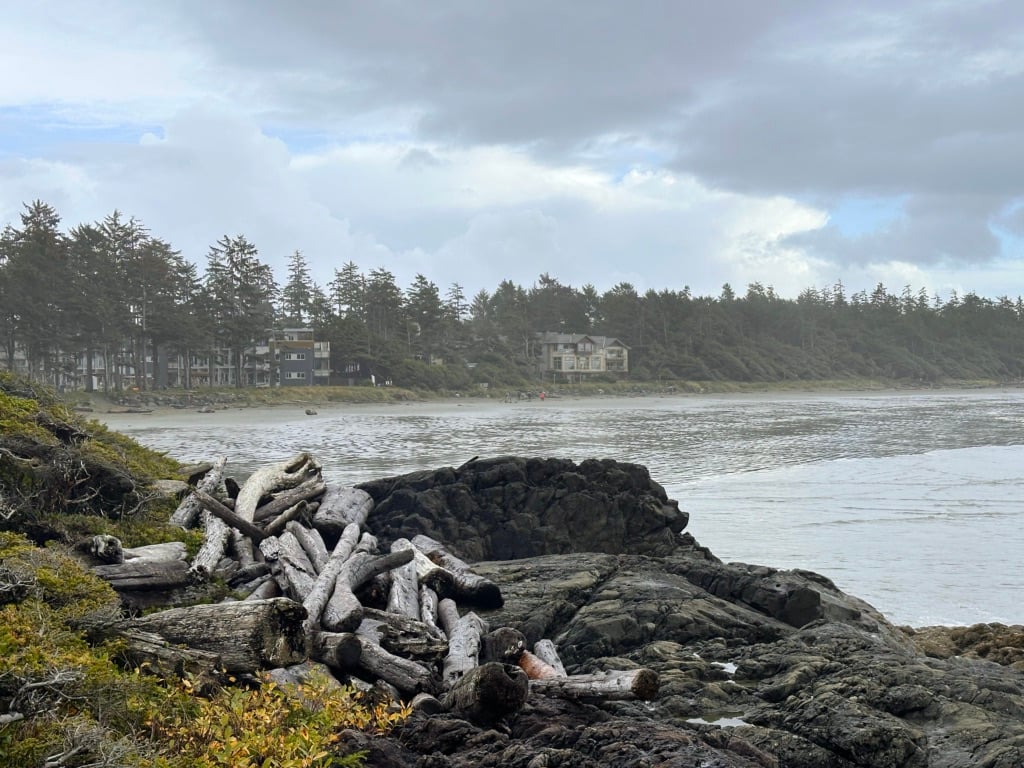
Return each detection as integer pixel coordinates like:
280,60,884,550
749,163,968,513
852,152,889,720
0,374,404,766
3,201,1024,395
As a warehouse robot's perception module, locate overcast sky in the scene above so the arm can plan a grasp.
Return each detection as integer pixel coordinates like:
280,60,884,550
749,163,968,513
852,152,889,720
2,1,1023,300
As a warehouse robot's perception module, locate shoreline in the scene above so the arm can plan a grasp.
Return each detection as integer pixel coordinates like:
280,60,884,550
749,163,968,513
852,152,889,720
88,378,1024,427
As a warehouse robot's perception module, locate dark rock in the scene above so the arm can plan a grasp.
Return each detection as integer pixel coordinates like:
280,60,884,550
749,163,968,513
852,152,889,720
349,457,1024,768
357,456,688,561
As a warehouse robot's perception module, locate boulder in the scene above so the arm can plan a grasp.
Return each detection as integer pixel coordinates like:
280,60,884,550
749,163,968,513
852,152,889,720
357,456,687,560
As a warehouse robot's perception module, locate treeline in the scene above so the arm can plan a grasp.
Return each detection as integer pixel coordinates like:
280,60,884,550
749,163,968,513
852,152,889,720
2,200,1024,392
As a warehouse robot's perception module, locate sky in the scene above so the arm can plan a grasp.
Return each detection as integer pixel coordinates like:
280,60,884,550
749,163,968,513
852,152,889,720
2,0,1024,301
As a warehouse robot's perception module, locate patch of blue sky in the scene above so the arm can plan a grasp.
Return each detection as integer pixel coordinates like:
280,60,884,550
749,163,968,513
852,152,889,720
0,105,159,156
826,195,907,237
989,199,1024,261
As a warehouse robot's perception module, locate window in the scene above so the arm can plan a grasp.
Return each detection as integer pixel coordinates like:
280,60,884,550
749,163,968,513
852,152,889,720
284,371,307,380
553,357,563,370
285,352,306,361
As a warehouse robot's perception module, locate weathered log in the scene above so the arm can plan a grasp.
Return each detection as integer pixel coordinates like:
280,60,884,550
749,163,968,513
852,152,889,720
518,650,562,680
308,630,363,669
190,510,232,580
420,585,444,638
227,561,271,587
127,598,307,673
357,609,448,663
410,546,457,597
89,534,124,564
235,452,321,523
244,578,281,601
194,489,267,542
232,530,256,568
442,662,529,724
321,548,414,633
533,639,568,677
482,627,527,664
233,573,274,598
386,539,420,621
437,597,462,637
311,486,373,540
253,479,326,524
286,520,328,573
92,559,191,592
443,611,489,689
259,532,317,600
411,534,503,608
354,635,440,695
529,668,659,701
170,456,226,528
302,523,361,632
263,500,310,538
123,541,188,563
115,629,223,686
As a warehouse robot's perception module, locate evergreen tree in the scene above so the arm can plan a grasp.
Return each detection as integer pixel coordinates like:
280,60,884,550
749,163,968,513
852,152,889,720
330,261,364,318
281,250,314,325
203,235,278,386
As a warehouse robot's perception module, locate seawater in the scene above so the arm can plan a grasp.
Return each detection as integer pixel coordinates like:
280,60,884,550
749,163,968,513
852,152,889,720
101,389,1024,627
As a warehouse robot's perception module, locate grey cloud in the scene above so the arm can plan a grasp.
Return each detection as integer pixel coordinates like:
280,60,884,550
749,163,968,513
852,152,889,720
166,0,1024,272
784,194,1003,266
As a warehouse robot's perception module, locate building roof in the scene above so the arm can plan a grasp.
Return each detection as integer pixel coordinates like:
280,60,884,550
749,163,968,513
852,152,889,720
534,332,630,349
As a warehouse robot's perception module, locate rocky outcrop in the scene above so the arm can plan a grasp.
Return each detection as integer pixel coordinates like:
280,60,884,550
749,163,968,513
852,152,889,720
354,457,1024,768
356,456,687,561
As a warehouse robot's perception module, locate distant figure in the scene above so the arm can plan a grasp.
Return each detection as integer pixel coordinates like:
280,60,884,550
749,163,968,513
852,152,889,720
539,391,546,401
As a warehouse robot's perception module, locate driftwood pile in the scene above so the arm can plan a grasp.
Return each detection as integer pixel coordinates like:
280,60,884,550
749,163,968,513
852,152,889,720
85,452,658,723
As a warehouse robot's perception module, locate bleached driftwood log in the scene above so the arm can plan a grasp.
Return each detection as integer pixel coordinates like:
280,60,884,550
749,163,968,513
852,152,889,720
169,456,226,529
230,532,256,569
123,541,188,563
235,452,320,523
302,522,361,631
443,611,488,689
311,486,373,540
420,585,443,638
92,559,191,592
243,578,280,601
286,520,328,572
190,510,232,580
259,531,318,600
321,548,414,633
411,534,503,607
115,629,223,684
442,662,529,724
437,597,461,636
194,489,267,543
386,539,420,620
127,598,307,673
354,635,440,695
533,639,568,677
263,501,310,538
308,630,363,669
357,608,448,663
529,669,659,701
253,479,326,524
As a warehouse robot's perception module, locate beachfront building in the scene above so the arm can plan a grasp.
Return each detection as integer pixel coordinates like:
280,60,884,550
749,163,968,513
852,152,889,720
534,332,630,382
248,328,331,387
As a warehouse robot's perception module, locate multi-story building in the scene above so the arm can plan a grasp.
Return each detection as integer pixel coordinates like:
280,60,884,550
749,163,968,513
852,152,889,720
534,332,630,381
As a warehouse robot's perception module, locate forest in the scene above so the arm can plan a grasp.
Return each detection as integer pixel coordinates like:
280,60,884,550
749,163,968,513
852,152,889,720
3,200,1024,393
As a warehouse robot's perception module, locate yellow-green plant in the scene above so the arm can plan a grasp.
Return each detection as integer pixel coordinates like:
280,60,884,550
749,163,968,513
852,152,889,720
145,672,411,768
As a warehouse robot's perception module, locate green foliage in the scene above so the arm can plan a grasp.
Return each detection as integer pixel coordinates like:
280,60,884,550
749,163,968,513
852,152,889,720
146,673,409,768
